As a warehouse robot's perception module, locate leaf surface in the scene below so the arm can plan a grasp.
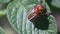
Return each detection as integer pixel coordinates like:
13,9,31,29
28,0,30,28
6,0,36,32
7,0,57,34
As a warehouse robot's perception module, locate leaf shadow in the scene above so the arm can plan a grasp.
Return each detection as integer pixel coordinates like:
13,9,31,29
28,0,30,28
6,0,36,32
32,14,49,30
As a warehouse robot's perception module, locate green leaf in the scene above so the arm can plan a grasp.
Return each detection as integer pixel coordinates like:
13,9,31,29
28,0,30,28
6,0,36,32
45,0,60,13
0,27,5,34
51,0,60,13
0,9,7,17
7,0,57,34
51,0,60,8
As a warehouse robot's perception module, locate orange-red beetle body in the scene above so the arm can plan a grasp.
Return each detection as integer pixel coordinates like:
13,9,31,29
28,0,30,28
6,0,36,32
28,5,47,21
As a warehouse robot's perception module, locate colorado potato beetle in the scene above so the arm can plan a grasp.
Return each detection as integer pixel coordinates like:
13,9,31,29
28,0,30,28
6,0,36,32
28,5,49,22
27,5,50,29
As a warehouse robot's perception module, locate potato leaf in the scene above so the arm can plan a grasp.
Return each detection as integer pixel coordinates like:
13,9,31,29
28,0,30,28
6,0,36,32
7,0,57,34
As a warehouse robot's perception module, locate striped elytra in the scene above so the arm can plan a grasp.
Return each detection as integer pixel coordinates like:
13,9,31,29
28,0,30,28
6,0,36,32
28,5,47,22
